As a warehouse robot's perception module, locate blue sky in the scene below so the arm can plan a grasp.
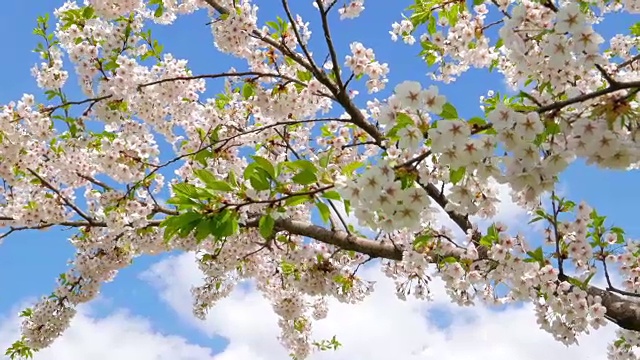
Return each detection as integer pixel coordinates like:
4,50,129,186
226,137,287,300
0,1,639,359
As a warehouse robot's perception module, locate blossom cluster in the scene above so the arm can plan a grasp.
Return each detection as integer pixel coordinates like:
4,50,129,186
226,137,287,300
344,42,389,93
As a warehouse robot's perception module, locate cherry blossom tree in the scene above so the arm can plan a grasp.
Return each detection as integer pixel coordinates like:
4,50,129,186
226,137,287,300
2,0,640,358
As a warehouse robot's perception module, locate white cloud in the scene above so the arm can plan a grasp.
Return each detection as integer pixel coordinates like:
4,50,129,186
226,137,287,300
142,253,618,360
0,302,218,360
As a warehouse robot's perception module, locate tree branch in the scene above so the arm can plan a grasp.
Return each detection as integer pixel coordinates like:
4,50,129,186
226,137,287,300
27,169,96,225
136,71,306,90
558,273,640,332
617,54,640,70
281,0,321,76
200,0,228,14
245,217,402,260
535,80,640,113
314,0,345,93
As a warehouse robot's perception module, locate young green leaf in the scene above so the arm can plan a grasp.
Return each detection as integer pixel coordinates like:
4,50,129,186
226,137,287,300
440,102,459,119
242,82,256,99
316,201,331,224
194,169,234,192
321,190,342,201
250,156,277,179
172,183,201,199
449,167,466,185
285,194,312,206
259,214,276,239
292,168,318,185
244,164,272,191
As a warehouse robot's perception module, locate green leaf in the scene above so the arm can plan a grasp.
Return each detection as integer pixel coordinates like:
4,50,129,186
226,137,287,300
244,163,272,191
526,246,545,264
321,190,342,201
581,272,596,289
528,216,544,224
487,223,499,238
342,161,364,177
242,82,256,99
5,339,33,360
45,90,58,100
316,201,331,224
266,20,279,30
440,103,458,119
193,168,216,185
209,209,239,238
82,6,95,19
154,4,164,17
172,183,201,199
194,218,213,242
449,167,466,185
396,113,415,127
227,171,238,187
630,22,640,36
296,70,312,82
427,14,436,34
387,112,416,138
292,168,318,185
319,149,333,168
284,161,318,179
413,234,432,250
321,125,333,137
285,159,317,171
425,53,438,66
468,116,486,127
285,194,312,206
178,218,201,238
446,4,460,27
193,150,212,166
259,214,276,239
250,156,277,179
566,276,586,290
166,196,199,209
194,169,234,192
611,226,625,244
161,211,203,241
249,172,271,191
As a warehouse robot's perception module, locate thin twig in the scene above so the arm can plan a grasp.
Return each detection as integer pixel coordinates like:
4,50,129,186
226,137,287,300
27,169,96,225
314,0,345,93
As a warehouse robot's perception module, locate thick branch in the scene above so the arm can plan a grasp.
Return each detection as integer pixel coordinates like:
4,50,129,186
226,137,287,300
421,182,471,231
201,0,228,13
559,274,640,332
245,217,403,260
